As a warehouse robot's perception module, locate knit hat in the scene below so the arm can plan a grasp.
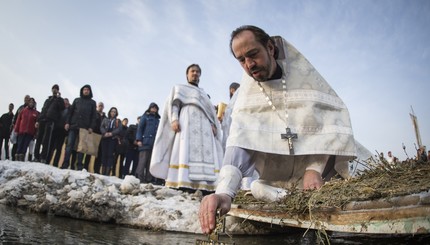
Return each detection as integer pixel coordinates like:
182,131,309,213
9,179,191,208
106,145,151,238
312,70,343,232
52,84,59,90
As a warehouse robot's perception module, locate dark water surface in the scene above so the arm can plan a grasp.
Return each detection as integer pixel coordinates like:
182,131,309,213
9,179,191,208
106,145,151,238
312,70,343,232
1,205,429,244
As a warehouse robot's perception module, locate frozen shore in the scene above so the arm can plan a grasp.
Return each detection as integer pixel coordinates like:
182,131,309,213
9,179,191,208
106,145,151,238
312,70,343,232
0,160,269,235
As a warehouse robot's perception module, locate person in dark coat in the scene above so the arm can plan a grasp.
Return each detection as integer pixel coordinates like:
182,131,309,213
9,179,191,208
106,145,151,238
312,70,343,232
122,116,140,178
0,103,14,160
115,118,128,177
91,101,106,174
61,84,97,170
100,107,122,176
34,84,65,164
51,98,70,167
135,102,161,184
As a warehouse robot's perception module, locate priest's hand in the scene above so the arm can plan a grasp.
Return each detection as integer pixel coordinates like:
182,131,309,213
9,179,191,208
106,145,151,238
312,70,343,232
199,193,232,234
171,120,180,133
303,169,323,190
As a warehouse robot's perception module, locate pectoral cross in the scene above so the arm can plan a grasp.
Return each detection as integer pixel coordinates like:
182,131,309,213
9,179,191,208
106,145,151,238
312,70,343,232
281,128,297,155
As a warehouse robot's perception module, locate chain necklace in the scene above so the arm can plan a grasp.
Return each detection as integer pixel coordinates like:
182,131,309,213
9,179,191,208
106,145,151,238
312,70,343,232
257,78,298,155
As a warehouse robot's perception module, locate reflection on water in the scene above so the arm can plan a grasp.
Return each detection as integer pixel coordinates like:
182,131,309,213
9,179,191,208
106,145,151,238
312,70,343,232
0,205,309,245
1,205,429,245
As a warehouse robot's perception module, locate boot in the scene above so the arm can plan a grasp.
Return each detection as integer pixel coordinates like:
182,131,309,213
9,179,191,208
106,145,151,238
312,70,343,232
28,154,33,162
18,154,25,162
61,161,69,169
102,167,112,176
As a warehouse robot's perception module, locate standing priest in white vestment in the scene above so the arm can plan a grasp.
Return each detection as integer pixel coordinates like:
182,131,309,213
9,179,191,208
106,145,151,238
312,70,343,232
150,64,224,193
199,25,358,234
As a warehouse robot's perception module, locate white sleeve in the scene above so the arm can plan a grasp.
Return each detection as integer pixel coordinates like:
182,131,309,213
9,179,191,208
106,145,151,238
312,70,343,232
305,155,329,174
171,104,179,122
215,165,243,199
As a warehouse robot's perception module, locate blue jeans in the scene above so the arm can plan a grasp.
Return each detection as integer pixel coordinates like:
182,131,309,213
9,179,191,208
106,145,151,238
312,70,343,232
63,129,84,169
16,133,33,155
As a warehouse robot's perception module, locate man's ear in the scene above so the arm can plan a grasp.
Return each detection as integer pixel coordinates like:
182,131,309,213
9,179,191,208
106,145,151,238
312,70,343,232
267,41,275,57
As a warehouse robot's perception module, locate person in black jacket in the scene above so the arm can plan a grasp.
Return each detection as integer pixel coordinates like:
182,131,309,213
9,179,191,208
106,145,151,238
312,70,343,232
122,116,140,178
100,107,122,176
61,84,97,170
51,98,70,167
115,118,128,177
91,101,106,174
34,84,65,164
0,103,14,160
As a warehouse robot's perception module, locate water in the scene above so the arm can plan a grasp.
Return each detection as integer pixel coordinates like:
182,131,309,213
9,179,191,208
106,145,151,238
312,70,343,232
1,205,429,244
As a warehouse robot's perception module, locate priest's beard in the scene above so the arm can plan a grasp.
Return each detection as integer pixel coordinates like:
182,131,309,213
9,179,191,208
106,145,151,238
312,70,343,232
249,53,274,82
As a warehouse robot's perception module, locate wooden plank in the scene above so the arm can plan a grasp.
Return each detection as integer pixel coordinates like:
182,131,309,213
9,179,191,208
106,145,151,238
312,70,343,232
229,204,430,234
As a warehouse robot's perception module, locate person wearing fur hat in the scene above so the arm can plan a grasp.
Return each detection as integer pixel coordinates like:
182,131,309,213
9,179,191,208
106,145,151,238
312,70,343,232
135,102,160,184
61,84,97,170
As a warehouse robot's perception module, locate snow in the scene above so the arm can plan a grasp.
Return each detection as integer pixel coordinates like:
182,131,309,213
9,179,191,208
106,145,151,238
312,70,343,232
0,160,267,235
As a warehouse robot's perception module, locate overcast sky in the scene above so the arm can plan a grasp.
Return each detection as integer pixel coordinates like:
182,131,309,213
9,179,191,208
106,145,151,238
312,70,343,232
1,0,429,160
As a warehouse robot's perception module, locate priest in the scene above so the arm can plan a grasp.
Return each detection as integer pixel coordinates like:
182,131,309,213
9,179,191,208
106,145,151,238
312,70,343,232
199,25,358,234
150,64,224,193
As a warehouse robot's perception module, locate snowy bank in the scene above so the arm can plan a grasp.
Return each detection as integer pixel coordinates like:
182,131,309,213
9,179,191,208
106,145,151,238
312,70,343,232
0,161,270,235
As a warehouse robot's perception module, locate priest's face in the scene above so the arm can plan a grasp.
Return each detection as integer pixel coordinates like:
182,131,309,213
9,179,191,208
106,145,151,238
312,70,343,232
187,66,201,85
231,30,277,82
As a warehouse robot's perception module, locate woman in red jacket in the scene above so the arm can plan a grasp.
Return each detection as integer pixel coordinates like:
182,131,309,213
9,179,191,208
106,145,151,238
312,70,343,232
14,98,39,161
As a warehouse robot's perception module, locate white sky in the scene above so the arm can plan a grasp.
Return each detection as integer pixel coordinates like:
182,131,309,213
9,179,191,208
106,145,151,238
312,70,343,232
0,0,429,160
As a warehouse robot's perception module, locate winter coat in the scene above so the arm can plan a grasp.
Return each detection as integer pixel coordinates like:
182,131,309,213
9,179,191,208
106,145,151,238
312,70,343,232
116,125,128,154
136,112,160,151
66,85,97,130
59,107,69,129
126,124,138,150
0,112,14,138
12,104,26,126
38,95,65,126
94,112,106,134
100,117,123,139
14,107,39,136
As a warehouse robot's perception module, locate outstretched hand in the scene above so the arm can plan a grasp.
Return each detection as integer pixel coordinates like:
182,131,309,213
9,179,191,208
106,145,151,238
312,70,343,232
199,193,232,234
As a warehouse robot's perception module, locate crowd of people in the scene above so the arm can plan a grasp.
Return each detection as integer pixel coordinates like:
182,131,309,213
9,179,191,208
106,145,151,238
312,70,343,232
0,83,165,185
